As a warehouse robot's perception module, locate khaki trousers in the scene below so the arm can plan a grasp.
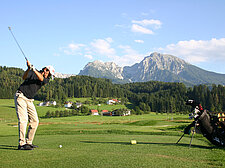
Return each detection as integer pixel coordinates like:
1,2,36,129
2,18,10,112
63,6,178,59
14,91,39,146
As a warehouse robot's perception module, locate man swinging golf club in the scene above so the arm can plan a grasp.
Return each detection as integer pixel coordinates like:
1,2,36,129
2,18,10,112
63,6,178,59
15,60,55,150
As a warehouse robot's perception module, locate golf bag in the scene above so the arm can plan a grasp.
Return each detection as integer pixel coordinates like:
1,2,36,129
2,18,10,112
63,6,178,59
184,100,225,147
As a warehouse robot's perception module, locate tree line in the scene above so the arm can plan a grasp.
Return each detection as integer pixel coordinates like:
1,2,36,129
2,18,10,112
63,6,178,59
0,66,224,113
44,105,91,118
0,66,24,98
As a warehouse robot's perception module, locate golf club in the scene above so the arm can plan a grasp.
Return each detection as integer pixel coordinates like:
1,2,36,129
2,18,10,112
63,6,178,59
176,133,185,144
8,26,28,61
189,121,197,148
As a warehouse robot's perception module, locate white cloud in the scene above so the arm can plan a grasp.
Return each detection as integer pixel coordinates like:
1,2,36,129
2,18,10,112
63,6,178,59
60,43,86,55
131,24,154,34
59,38,145,67
132,19,162,29
68,43,86,50
84,54,93,60
157,38,225,63
60,38,115,60
130,19,162,35
105,37,113,43
90,38,116,56
113,45,144,66
88,39,144,66
134,40,144,43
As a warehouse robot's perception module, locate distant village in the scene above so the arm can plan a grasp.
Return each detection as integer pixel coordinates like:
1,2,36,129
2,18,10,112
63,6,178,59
38,98,131,116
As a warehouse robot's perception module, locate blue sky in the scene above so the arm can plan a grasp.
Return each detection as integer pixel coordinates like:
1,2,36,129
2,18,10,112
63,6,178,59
1,0,225,74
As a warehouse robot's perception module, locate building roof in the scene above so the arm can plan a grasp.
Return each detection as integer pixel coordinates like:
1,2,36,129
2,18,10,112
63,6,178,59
65,101,73,104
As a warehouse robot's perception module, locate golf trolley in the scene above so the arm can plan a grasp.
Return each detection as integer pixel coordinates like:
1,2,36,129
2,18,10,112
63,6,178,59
176,100,225,147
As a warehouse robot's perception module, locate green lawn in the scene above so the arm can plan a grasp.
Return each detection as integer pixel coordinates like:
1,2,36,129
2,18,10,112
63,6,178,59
0,99,224,168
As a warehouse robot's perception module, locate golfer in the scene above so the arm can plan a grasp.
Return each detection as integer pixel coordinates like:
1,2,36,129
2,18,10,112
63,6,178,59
15,60,55,150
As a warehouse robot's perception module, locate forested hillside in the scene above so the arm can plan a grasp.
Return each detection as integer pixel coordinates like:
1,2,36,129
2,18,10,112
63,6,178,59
0,66,224,113
121,81,225,113
0,66,24,98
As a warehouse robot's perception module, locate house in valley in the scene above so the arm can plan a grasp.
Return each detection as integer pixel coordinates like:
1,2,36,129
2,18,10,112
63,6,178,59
107,99,121,105
91,109,99,116
102,111,112,116
75,102,83,108
38,101,56,106
64,101,73,108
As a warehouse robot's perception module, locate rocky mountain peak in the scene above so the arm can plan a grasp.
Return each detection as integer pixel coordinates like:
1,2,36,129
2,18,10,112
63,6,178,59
79,52,225,86
141,52,187,74
54,72,76,78
80,60,124,80
90,60,121,71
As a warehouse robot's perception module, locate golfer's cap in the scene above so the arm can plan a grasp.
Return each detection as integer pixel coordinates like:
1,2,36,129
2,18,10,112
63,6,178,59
45,65,55,76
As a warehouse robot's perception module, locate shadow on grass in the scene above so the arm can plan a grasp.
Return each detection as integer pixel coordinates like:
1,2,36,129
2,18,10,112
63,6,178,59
0,145,18,150
1,105,15,109
81,140,131,145
80,140,214,149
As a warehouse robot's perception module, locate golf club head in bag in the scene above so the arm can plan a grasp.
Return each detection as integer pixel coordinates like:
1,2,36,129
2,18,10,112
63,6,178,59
186,100,203,119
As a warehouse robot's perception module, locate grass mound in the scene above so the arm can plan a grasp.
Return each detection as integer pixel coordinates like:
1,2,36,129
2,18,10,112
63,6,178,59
126,120,158,126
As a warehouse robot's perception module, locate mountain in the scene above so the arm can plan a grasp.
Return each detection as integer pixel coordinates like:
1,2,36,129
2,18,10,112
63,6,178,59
79,60,129,83
79,52,225,86
123,52,187,83
54,72,76,78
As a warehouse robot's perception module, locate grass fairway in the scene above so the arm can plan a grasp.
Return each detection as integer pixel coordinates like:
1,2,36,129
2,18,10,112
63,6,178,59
0,99,225,168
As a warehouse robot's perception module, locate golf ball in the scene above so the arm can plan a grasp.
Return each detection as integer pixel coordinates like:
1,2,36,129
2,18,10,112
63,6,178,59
59,145,62,148
131,140,137,145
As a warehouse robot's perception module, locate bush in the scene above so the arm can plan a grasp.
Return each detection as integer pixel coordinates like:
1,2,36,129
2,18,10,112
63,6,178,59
44,109,84,118
55,110,60,117
45,111,51,118
80,105,91,115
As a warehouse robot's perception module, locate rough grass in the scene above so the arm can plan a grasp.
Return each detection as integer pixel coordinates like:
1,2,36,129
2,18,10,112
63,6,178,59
0,99,225,168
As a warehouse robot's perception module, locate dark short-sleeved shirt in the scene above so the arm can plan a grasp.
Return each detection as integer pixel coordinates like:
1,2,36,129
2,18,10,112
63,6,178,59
18,70,49,99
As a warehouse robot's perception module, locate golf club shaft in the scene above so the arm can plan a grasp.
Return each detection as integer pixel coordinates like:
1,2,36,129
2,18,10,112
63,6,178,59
176,133,184,144
189,122,197,148
189,131,194,148
8,27,28,61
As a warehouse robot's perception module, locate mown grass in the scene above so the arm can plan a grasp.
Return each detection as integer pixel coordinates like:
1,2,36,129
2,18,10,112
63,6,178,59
125,120,158,126
1,134,224,168
0,99,225,168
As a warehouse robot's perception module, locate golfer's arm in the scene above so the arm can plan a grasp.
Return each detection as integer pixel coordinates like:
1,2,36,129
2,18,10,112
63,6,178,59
22,69,30,80
33,69,44,81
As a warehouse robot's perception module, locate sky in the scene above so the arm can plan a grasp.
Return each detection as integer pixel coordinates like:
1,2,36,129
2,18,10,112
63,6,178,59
1,0,225,75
